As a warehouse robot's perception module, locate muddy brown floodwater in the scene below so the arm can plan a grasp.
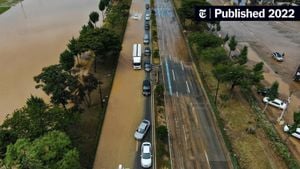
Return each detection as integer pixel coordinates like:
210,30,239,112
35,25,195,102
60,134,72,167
0,0,99,122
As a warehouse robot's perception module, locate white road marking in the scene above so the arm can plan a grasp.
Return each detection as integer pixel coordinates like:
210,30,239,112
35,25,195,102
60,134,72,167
136,141,139,152
204,150,211,169
186,81,190,93
172,69,176,81
180,61,184,71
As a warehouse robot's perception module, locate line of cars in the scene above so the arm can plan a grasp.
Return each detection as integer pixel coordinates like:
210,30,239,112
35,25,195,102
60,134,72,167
132,3,153,168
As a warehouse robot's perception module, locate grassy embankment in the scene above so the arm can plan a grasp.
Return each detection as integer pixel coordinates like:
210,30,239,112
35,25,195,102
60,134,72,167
172,0,300,169
0,0,22,14
67,1,131,168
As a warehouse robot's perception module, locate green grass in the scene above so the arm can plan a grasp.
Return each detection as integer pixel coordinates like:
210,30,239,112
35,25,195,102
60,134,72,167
0,6,9,14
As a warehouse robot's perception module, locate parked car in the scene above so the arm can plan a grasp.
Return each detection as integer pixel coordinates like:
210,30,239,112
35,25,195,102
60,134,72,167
145,3,150,9
144,61,152,72
294,65,300,81
141,142,152,168
145,13,151,21
144,23,150,30
257,87,270,96
272,52,284,62
263,97,287,110
283,125,300,140
144,47,151,56
142,80,151,96
134,119,150,140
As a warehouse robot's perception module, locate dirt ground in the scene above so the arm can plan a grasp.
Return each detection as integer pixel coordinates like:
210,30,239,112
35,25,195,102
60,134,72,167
241,43,300,163
92,0,147,168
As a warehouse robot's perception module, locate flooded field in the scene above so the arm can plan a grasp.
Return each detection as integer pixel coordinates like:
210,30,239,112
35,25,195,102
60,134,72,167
0,0,98,122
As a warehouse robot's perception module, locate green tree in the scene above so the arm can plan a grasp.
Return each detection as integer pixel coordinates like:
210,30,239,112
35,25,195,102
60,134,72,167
82,73,99,106
4,131,80,169
99,0,106,20
189,32,223,50
59,50,75,72
67,37,81,64
1,96,73,140
200,47,228,65
34,64,84,110
228,36,237,58
262,81,279,113
236,46,248,65
212,64,228,104
224,34,229,43
89,11,99,27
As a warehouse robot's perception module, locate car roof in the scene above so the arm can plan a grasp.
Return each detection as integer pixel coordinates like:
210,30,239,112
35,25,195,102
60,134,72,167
143,80,150,85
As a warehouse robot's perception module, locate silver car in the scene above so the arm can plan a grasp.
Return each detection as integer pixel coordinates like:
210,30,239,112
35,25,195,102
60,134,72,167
272,52,284,62
134,119,150,140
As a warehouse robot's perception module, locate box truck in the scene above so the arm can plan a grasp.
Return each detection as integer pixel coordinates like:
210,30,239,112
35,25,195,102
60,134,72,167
132,43,142,69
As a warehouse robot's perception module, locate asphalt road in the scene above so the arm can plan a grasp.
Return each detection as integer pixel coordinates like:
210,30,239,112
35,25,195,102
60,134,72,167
133,2,154,168
155,0,231,168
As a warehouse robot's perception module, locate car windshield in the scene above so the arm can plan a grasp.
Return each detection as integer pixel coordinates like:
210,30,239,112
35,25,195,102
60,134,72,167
133,63,140,66
142,152,151,159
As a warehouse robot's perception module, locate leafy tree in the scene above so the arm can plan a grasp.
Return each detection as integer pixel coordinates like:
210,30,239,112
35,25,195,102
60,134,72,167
200,47,228,65
236,46,248,65
82,73,99,106
99,0,106,20
212,64,228,104
89,11,99,27
1,96,73,140
78,27,121,72
228,36,237,58
59,50,75,72
67,37,81,64
224,34,229,43
189,32,223,50
4,131,80,169
34,64,84,110
178,0,210,27
262,81,279,113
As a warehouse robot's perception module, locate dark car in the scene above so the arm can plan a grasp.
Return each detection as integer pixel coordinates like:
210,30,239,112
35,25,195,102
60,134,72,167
145,4,150,9
142,80,151,96
144,47,151,56
294,65,300,81
144,23,150,30
144,61,152,72
257,87,270,96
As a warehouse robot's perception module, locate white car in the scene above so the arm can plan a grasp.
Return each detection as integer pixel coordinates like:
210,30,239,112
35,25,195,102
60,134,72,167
145,13,151,21
263,97,287,110
141,142,152,168
134,119,150,140
272,52,284,62
132,13,139,20
283,125,300,139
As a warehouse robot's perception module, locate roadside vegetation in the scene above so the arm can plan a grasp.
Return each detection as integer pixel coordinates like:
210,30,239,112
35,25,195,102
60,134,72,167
0,0,22,14
173,0,300,168
0,0,130,168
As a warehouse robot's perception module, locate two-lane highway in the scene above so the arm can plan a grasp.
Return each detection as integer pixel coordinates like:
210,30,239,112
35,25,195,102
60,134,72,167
155,0,232,168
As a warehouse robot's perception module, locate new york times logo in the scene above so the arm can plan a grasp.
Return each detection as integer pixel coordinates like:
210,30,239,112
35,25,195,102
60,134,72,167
198,9,207,19
194,6,300,21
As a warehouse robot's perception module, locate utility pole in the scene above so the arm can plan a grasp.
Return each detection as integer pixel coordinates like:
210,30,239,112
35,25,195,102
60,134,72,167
278,91,293,125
